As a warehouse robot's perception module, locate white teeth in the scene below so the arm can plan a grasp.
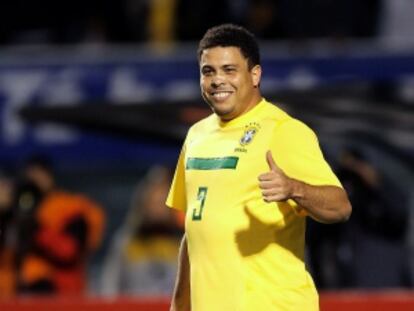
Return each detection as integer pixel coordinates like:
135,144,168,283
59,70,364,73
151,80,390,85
212,92,231,99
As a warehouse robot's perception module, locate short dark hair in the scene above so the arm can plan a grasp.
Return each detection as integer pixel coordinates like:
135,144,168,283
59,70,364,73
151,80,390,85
198,24,260,69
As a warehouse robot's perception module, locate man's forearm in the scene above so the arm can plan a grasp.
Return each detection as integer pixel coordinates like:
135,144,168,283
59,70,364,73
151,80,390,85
290,180,352,224
171,235,191,311
259,150,352,224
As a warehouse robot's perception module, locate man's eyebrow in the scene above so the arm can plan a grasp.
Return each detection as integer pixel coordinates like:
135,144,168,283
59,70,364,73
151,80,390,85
200,64,238,71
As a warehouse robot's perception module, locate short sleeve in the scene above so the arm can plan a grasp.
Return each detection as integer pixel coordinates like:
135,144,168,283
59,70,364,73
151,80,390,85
166,141,187,212
271,119,342,188
271,119,342,216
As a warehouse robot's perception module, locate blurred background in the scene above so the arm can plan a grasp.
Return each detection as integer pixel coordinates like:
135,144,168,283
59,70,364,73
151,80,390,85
0,0,414,310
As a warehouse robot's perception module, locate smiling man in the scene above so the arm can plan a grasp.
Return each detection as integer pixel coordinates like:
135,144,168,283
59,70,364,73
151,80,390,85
199,45,261,121
166,24,351,311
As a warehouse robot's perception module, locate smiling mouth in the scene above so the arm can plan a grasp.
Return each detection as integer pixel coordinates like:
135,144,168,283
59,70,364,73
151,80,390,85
210,91,233,102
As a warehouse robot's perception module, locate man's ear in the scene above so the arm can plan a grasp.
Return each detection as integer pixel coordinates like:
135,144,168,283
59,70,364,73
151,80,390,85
251,65,262,87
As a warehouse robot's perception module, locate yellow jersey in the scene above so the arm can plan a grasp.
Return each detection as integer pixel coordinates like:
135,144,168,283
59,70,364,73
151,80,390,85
166,98,342,311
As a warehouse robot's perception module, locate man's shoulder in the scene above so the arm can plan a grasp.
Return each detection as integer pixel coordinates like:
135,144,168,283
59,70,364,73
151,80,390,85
261,100,291,122
262,101,315,136
273,116,317,140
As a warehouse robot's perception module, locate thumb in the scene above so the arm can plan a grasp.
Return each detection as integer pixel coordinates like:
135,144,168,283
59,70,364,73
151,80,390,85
266,150,282,172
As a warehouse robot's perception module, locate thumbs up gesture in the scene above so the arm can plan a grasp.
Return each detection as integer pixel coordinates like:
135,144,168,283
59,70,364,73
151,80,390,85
258,150,293,202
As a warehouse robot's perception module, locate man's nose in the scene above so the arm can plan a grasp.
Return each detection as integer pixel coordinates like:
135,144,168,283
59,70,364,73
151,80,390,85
211,74,225,87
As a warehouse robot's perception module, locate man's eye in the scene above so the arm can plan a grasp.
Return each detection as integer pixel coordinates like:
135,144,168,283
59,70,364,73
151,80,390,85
225,68,236,73
202,69,213,75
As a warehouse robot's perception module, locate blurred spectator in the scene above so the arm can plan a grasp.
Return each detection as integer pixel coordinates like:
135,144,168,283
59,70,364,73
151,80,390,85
0,169,16,298
338,148,408,288
337,148,406,241
14,156,105,295
101,166,182,296
307,147,409,288
23,156,55,194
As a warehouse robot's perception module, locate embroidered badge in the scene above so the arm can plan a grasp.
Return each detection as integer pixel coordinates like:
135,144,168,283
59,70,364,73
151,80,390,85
239,122,260,146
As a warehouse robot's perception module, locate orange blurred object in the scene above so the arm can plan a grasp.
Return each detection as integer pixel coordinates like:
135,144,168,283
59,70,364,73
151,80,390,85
0,248,16,298
18,191,105,295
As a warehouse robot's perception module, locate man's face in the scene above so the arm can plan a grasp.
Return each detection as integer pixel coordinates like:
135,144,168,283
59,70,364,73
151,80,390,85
25,166,54,194
199,46,261,121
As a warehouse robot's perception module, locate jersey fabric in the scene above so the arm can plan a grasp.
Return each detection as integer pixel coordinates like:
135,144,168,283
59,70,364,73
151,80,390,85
166,98,342,311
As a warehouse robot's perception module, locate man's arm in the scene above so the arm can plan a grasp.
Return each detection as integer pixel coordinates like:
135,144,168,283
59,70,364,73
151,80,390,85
259,151,352,224
171,235,191,311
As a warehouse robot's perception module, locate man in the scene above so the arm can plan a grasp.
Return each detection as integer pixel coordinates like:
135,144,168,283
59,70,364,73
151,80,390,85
22,156,56,194
166,24,351,311
101,166,182,296
15,156,105,295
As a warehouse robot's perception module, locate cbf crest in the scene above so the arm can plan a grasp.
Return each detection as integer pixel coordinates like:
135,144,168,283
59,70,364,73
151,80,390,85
239,122,261,146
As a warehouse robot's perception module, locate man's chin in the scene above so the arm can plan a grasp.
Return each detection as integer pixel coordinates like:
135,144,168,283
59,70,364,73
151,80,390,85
212,107,235,120
204,99,234,118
